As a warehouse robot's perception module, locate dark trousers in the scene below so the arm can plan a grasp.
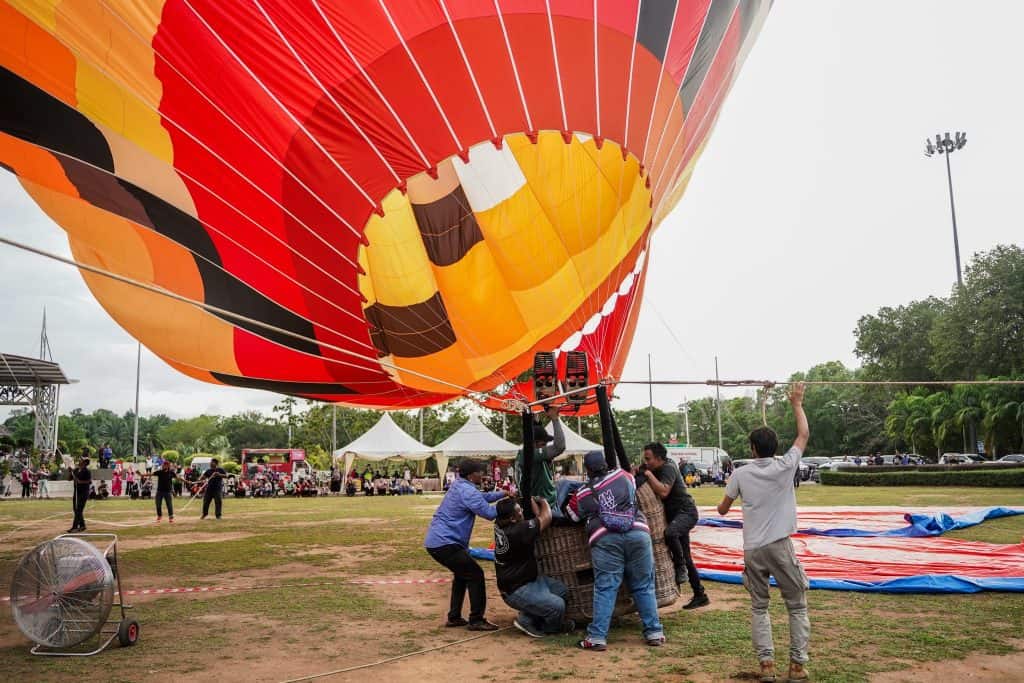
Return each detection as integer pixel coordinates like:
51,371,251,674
427,544,486,622
72,487,88,529
21,482,31,498
665,509,704,595
202,489,222,518
156,490,174,518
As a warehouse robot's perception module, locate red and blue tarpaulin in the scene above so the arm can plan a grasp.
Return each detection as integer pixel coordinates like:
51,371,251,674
693,507,1024,594
472,507,1024,593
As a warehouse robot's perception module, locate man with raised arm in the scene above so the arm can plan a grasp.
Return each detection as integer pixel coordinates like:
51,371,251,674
513,404,565,507
718,382,810,683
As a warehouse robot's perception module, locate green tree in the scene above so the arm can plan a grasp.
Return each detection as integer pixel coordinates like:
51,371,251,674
854,297,945,382
931,245,1024,379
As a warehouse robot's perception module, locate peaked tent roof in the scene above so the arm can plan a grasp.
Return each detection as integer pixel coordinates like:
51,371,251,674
434,415,520,458
332,413,437,462
546,421,603,458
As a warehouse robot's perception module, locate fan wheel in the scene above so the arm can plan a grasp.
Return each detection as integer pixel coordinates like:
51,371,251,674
117,618,140,646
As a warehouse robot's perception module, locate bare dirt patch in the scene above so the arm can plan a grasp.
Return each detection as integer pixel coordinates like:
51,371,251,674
872,642,1024,682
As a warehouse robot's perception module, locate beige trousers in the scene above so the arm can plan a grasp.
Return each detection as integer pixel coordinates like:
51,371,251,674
742,536,810,664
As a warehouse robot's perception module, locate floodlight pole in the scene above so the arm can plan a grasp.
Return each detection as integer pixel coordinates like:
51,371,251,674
647,354,654,441
714,356,723,450
133,342,140,462
925,131,967,288
331,404,337,455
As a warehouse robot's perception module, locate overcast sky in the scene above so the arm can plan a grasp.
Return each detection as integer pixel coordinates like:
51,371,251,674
2,1,1022,423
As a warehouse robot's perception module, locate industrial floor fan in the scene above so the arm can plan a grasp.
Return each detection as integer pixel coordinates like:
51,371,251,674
10,533,139,656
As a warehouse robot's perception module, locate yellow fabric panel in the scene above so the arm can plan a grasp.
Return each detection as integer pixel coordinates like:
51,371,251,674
430,241,526,372
361,188,439,307
0,2,77,106
75,60,172,163
20,177,241,376
5,0,58,31
507,133,609,258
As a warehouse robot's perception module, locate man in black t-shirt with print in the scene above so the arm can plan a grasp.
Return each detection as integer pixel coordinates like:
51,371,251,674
494,496,574,638
639,442,709,609
200,458,228,519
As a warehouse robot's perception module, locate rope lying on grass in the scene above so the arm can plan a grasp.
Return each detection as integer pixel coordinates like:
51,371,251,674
277,627,511,683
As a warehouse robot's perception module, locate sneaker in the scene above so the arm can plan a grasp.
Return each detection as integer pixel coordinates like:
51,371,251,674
200,515,207,520
64,527,78,534
155,517,162,523
645,635,666,647
759,660,777,682
444,617,468,628
576,638,607,651
168,518,174,524
787,662,808,682
683,592,710,610
675,571,689,586
513,617,544,638
466,619,499,632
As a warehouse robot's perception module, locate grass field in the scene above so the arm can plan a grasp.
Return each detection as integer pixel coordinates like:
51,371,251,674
0,486,1021,682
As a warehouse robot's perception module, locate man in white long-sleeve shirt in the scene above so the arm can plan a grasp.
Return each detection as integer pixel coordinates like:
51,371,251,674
718,382,810,683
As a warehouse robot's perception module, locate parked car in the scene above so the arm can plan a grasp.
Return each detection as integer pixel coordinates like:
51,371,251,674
997,454,1024,463
938,453,985,465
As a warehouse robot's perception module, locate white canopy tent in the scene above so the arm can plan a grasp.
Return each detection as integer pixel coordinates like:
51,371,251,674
433,415,520,476
332,412,438,480
547,421,604,473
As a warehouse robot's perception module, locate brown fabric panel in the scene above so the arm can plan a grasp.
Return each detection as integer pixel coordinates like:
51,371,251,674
364,292,456,358
411,185,484,267
58,155,154,230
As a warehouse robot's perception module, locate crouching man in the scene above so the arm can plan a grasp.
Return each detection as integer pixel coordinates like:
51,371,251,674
494,496,574,637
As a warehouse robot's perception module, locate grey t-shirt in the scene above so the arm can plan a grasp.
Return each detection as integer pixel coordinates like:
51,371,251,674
724,446,802,550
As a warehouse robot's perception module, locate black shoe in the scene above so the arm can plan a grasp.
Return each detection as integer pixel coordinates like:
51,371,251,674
513,617,544,638
467,619,499,632
683,592,710,610
444,617,468,628
675,572,689,586
65,527,79,534
558,619,577,633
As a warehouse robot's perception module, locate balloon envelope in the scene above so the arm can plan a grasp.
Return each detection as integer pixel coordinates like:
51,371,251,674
0,0,770,410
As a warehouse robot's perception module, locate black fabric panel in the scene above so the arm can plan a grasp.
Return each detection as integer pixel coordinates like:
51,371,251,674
410,186,485,267
194,260,320,356
364,292,456,358
637,0,677,62
739,0,767,44
58,157,156,232
0,66,114,172
120,181,221,265
679,0,738,115
210,372,354,395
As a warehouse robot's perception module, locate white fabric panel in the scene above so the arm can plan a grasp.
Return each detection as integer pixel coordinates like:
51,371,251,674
546,421,603,459
453,139,526,212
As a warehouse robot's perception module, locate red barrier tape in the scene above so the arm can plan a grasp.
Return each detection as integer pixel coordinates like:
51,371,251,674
1,577,452,602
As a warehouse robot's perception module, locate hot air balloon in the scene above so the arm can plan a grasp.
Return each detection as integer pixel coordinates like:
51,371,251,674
0,0,770,410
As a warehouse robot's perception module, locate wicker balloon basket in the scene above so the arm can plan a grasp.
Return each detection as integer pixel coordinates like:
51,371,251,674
534,482,679,622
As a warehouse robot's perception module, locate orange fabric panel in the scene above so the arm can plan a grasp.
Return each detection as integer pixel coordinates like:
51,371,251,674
0,2,77,106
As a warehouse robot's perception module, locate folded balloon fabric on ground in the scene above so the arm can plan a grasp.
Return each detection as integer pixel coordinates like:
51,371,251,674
471,507,1024,593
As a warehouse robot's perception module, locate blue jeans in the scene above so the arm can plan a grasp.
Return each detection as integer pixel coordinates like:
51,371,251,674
503,575,567,633
587,529,664,644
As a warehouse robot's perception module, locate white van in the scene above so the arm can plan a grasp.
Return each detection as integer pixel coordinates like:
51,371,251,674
190,456,214,474
665,446,729,481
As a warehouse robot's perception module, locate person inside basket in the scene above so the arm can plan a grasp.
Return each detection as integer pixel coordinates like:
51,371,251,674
494,495,575,638
424,460,507,631
638,442,709,610
566,451,665,651
717,382,810,683
514,405,565,509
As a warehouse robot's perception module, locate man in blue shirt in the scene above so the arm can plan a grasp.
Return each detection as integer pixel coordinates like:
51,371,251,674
424,460,507,630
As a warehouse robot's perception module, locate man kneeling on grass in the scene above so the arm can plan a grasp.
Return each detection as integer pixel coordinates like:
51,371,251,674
717,382,810,683
494,495,575,638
